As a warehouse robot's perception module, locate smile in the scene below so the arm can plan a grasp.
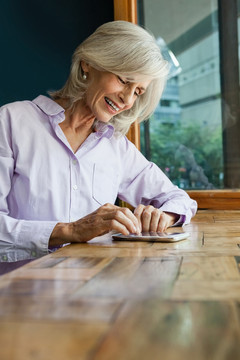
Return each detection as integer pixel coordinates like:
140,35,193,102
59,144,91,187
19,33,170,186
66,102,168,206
105,97,120,112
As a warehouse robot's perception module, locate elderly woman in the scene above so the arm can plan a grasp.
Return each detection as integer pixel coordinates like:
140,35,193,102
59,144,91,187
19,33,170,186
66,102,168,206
0,21,197,261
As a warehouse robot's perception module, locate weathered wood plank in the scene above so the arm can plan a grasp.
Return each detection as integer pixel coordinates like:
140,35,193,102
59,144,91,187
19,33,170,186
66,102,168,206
1,210,240,359
0,279,83,297
178,256,240,281
10,257,114,281
93,300,240,360
0,296,122,323
171,281,240,300
0,321,109,360
72,257,181,300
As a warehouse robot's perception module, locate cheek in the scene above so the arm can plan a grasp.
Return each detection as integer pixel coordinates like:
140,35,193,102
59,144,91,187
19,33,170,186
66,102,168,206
85,86,102,104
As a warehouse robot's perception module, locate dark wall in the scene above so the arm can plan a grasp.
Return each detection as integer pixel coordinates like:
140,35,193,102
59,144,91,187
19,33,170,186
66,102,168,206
0,0,114,106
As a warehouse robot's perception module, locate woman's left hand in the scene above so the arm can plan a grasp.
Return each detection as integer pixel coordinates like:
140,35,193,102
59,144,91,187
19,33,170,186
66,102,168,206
134,204,179,233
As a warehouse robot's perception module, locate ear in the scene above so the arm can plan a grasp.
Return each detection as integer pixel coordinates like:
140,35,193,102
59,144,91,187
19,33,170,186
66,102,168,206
81,60,90,73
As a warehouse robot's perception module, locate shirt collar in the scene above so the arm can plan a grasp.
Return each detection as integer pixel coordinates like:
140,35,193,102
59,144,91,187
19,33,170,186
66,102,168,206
32,95,65,120
33,95,115,138
94,121,115,139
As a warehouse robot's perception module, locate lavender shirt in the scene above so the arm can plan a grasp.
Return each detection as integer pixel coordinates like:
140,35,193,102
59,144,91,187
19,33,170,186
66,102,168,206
0,95,197,261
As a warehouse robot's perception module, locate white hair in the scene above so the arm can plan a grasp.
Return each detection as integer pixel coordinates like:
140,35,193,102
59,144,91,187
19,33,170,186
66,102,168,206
50,21,169,135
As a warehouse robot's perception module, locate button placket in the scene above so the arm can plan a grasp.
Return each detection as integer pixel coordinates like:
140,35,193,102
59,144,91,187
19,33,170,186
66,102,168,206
70,156,80,222
72,158,79,190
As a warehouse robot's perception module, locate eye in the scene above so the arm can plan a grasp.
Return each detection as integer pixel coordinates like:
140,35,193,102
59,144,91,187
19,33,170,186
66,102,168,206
117,76,126,84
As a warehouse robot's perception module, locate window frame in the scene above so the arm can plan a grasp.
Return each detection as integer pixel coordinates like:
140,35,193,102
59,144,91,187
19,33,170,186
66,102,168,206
113,0,240,210
113,0,140,150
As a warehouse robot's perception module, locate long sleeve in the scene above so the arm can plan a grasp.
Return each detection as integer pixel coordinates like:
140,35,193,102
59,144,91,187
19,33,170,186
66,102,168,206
0,104,58,261
117,137,197,224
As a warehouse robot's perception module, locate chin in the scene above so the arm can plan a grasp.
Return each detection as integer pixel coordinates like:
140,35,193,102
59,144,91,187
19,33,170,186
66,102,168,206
94,106,117,123
96,114,113,123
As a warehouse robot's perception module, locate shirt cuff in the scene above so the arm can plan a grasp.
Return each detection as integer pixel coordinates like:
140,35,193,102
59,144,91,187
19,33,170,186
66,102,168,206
2,221,59,262
171,214,186,227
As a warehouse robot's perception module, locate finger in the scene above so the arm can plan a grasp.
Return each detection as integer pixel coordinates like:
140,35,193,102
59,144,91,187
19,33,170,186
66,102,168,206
149,209,162,232
141,205,155,232
103,207,138,234
106,219,131,235
133,204,145,232
102,204,138,227
157,213,170,232
134,204,145,232
120,207,140,233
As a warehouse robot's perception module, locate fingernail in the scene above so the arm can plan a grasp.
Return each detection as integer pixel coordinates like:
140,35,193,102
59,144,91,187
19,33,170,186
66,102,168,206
132,226,137,233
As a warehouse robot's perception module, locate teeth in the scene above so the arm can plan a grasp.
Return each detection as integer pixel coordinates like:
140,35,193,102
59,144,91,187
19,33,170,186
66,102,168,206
105,97,119,111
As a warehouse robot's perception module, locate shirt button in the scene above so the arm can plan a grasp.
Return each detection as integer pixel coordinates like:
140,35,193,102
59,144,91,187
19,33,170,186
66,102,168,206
72,160,78,165
31,251,37,257
2,255,7,261
73,185,78,190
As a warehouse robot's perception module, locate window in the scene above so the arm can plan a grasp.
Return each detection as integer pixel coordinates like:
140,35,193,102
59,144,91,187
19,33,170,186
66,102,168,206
138,0,240,193
114,0,240,208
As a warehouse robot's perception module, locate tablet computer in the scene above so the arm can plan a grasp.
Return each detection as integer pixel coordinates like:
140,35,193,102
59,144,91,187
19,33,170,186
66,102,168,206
112,231,189,242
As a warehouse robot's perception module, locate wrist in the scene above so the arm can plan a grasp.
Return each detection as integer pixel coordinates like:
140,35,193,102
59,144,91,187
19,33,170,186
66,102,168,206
164,211,180,225
49,222,71,247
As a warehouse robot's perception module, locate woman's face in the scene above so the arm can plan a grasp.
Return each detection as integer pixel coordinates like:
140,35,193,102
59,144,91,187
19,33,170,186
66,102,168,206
81,62,151,122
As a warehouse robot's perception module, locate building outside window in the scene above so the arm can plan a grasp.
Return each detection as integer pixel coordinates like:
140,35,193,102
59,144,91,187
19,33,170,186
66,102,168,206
139,0,240,190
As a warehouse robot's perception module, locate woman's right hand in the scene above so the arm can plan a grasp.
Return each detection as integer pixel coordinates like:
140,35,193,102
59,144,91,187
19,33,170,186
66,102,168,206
49,203,140,246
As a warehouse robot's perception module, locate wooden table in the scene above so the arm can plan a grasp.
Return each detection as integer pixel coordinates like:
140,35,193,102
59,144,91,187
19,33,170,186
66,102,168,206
1,210,240,360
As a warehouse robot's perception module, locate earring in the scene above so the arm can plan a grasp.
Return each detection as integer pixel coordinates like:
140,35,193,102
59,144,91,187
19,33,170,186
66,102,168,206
83,73,87,80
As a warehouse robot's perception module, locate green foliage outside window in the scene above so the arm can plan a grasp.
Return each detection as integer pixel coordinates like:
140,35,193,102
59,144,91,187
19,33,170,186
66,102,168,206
141,117,224,190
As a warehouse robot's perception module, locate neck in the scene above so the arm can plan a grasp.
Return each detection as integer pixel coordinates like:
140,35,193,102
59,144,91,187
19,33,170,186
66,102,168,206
56,98,95,128
55,98,96,153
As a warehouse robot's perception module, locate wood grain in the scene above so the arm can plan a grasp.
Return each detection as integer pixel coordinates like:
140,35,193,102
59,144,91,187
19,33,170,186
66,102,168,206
0,321,109,360
187,190,240,210
1,210,240,359
92,300,240,360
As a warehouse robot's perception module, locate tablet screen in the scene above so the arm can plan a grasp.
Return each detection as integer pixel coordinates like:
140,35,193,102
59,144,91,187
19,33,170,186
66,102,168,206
112,231,189,242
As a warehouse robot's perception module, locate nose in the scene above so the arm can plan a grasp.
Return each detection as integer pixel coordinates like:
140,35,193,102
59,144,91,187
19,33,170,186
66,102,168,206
119,86,136,108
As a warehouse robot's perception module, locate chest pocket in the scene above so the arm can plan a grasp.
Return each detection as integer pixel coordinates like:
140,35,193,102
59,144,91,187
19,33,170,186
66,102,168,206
92,163,119,205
